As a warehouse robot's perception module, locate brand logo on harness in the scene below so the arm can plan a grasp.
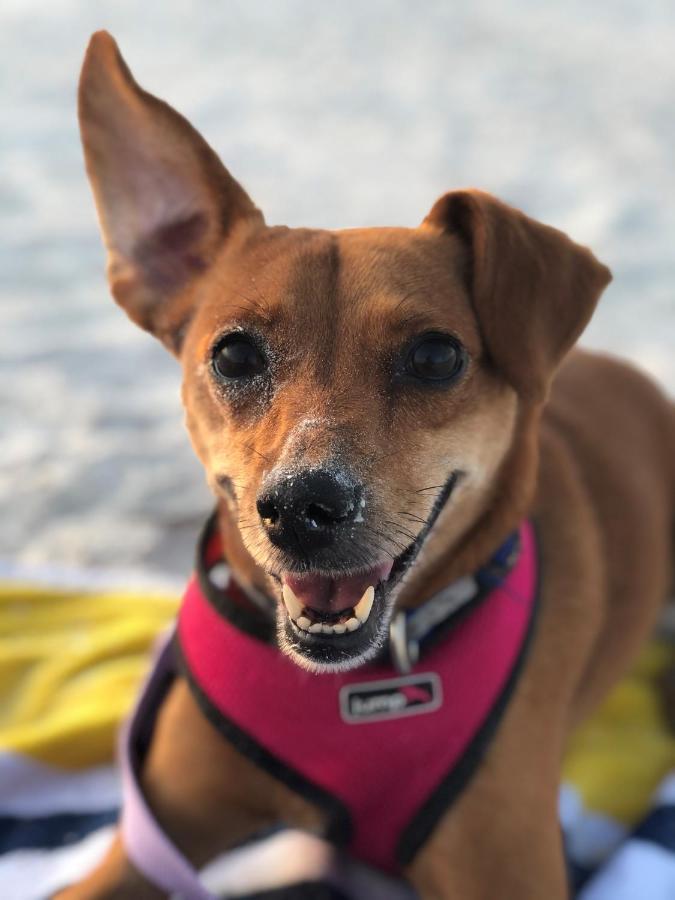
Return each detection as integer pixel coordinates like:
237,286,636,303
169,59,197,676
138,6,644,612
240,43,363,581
339,673,442,724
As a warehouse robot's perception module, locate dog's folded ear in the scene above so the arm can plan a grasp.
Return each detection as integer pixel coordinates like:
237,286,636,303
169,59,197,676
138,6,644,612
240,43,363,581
422,190,612,401
78,31,263,353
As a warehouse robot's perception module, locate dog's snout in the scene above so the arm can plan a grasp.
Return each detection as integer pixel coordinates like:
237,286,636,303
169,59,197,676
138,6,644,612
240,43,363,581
257,470,362,552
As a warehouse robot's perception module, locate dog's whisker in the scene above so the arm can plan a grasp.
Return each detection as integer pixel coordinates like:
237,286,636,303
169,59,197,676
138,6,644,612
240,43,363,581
229,302,273,325
382,518,417,539
242,442,272,463
397,510,427,525
369,528,409,557
248,275,277,317
391,289,421,317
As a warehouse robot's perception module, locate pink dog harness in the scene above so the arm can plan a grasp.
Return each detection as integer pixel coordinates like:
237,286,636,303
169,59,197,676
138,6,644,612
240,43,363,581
120,518,538,897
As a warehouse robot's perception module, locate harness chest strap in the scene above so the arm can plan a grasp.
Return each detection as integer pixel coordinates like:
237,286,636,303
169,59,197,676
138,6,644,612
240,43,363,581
120,520,539,895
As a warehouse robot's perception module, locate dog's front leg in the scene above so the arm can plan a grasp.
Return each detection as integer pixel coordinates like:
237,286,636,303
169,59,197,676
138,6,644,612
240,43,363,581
407,807,566,900
405,759,566,900
404,661,571,900
54,678,325,899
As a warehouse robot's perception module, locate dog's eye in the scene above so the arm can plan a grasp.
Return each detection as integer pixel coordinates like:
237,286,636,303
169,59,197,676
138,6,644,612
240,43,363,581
406,334,465,382
212,334,267,380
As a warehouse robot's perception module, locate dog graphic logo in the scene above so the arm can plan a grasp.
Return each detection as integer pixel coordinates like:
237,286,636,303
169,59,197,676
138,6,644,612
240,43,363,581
340,673,442,723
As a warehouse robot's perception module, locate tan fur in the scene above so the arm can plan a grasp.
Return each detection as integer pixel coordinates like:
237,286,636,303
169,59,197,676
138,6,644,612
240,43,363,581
57,31,674,899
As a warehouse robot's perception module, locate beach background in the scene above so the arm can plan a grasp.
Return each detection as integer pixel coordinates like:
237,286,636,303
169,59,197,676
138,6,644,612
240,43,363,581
2,0,674,584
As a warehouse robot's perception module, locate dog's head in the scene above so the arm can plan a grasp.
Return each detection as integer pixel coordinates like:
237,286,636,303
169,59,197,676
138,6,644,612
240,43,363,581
79,32,611,672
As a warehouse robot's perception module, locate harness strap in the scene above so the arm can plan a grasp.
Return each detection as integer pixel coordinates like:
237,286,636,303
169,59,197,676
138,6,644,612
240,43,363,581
119,632,215,900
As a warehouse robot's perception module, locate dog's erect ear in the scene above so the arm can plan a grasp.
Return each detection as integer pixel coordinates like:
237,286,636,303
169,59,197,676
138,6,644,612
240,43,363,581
422,190,611,401
78,31,263,352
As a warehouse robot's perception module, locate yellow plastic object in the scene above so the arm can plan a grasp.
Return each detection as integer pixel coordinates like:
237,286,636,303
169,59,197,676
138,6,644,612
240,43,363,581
0,582,178,768
563,640,675,825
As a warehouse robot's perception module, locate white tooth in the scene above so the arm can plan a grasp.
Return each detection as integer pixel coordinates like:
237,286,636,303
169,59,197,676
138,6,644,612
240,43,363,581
282,583,304,621
297,616,311,630
321,624,334,634
354,586,375,623
333,623,347,634
308,623,323,634
345,617,361,631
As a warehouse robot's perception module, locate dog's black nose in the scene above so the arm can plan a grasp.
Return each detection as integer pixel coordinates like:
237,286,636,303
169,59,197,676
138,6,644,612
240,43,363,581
257,469,362,552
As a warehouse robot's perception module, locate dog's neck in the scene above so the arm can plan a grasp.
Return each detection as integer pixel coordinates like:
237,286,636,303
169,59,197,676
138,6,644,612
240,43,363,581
215,405,541,610
400,404,541,604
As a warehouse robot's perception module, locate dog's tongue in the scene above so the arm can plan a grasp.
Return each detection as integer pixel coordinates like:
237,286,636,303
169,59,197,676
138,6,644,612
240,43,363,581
283,561,393,614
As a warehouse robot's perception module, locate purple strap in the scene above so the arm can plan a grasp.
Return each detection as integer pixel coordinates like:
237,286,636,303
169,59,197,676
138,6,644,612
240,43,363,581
119,630,216,900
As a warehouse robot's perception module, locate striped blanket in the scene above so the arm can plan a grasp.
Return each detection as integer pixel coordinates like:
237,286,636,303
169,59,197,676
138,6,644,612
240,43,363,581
2,572,674,899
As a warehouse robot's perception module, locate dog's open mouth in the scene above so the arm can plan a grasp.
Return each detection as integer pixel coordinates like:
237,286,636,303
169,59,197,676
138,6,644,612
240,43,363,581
276,471,461,671
281,561,393,635
278,564,394,671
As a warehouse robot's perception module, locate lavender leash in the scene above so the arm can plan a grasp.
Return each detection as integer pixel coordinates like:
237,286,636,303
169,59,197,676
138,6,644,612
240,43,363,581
119,630,216,900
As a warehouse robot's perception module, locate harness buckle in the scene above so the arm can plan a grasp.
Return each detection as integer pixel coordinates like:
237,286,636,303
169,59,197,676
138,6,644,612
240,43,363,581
389,611,419,674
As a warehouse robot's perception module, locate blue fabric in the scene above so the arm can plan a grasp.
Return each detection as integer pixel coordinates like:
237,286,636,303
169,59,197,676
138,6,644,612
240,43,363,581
634,806,675,851
476,531,521,590
0,809,118,852
3,796,675,897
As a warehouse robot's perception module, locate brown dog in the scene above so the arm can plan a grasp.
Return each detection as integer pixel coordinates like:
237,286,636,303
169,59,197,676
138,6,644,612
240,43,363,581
59,30,674,900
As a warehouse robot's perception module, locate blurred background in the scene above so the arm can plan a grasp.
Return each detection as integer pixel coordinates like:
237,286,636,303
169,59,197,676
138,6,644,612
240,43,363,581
2,0,674,583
